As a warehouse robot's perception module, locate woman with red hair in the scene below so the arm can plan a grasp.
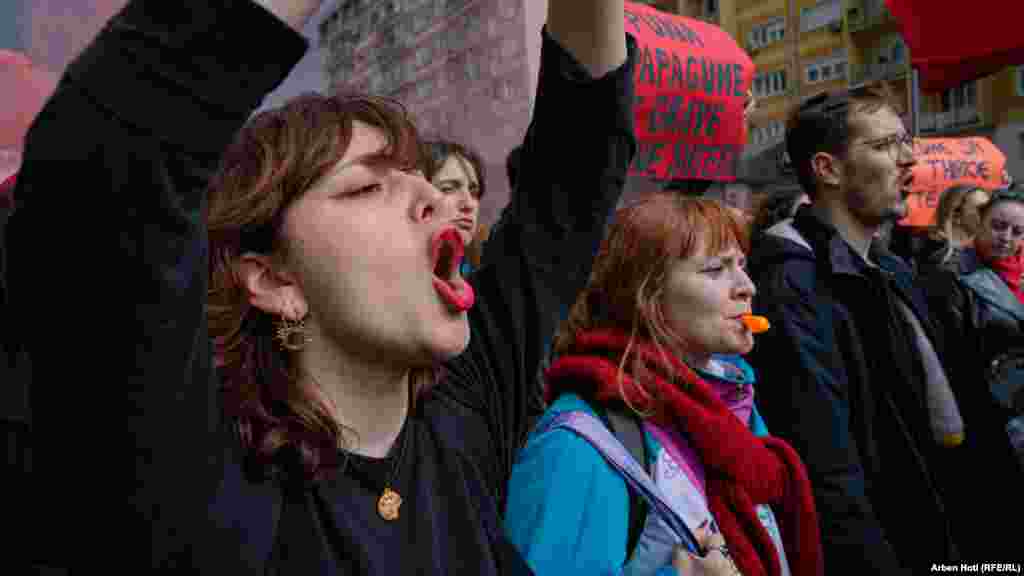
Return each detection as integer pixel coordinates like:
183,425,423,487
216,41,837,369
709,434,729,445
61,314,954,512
505,195,822,576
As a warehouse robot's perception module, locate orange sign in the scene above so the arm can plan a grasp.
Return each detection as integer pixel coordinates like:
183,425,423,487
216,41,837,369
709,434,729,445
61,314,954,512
624,2,754,183
900,137,1009,227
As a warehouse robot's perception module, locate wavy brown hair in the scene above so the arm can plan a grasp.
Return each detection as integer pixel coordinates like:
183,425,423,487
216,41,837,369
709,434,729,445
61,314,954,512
553,194,749,412
207,93,427,481
932,185,986,263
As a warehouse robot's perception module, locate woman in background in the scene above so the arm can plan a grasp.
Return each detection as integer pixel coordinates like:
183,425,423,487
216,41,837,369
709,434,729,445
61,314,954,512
925,186,1024,561
424,139,486,275
916,185,990,277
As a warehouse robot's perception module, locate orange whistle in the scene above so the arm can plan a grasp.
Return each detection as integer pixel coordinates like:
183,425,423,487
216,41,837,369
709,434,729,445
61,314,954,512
740,315,770,333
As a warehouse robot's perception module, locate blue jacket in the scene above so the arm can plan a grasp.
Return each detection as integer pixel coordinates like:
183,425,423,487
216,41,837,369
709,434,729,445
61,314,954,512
504,356,767,576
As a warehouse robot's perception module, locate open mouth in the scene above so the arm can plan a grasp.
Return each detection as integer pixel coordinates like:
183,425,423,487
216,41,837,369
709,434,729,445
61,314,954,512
431,228,476,312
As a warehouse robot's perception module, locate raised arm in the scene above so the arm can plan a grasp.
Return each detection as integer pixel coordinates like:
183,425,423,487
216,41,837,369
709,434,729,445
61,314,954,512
6,0,311,568
253,0,324,31
433,0,637,512
547,0,628,78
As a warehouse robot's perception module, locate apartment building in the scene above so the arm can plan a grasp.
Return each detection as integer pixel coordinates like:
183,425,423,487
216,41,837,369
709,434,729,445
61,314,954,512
317,0,1024,217
845,0,1024,185
671,0,1024,201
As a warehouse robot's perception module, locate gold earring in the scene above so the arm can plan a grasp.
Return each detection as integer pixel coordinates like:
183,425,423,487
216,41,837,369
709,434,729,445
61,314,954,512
275,312,311,351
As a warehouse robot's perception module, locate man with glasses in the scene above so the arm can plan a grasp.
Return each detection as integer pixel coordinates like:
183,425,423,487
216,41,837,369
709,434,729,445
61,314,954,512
748,84,960,573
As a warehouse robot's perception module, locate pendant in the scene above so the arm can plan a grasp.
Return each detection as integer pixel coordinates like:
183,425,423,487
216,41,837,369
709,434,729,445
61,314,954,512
377,487,402,521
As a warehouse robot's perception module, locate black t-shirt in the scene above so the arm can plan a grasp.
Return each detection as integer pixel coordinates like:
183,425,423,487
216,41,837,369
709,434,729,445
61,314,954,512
6,1,637,573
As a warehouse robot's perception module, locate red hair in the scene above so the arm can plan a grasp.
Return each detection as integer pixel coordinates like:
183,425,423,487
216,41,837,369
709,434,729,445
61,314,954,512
553,194,749,411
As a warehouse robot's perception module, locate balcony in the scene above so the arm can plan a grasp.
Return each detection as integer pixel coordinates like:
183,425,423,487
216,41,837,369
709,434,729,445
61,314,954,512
850,60,910,86
846,0,896,33
744,132,785,160
918,107,984,134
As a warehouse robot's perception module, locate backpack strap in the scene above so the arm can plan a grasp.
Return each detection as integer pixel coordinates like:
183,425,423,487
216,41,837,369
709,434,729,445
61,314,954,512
536,410,699,553
605,405,649,558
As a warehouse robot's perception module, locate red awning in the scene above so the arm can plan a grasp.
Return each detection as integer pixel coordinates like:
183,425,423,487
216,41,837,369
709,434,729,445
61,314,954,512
885,0,1024,93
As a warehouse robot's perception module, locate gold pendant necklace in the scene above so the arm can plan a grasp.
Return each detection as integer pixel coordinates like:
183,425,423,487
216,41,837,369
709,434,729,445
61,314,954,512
377,487,402,521
376,423,409,522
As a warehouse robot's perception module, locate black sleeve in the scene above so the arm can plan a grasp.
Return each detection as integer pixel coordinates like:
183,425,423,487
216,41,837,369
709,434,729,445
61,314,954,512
428,29,638,511
922,270,977,381
4,0,306,568
749,253,910,575
923,270,970,352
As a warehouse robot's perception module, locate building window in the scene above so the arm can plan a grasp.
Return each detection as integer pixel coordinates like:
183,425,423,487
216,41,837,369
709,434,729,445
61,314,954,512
754,70,788,98
704,0,719,18
751,120,785,147
805,54,848,85
801,0,842,32
942,80,977,111
748,18,786,50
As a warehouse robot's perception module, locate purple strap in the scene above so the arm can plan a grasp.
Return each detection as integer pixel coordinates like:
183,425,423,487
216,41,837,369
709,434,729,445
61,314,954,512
538,411,699,552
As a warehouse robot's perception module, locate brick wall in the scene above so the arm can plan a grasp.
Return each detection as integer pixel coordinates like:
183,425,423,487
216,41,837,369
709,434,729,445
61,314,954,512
322,0,533,226
27,0,127,74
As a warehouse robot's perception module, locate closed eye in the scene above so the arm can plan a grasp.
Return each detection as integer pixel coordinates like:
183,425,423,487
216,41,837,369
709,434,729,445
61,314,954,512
872,136,897,151
346,183,382,197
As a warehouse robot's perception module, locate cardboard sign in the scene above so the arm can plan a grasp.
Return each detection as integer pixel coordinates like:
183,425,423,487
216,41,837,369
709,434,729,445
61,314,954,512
900,137,1009,227
624,2,754,183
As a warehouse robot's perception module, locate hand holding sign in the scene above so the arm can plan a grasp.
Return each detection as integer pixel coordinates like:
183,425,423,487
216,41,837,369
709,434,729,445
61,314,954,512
625,2,754,183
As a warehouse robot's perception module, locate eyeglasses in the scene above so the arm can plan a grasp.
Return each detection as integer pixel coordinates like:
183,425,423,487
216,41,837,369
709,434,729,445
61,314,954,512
851,132,915,162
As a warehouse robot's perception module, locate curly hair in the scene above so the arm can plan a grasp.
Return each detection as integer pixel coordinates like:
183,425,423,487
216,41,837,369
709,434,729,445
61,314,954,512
554,194,749,413
932,185,986,263
207,93,429,481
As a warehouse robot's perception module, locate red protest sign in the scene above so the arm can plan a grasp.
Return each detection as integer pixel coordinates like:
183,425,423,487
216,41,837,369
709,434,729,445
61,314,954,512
900,137,1009,227
624,2,754,183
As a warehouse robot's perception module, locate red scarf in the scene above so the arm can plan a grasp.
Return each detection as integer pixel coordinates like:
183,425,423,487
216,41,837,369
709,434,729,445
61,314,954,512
545,329,823,576
989,251,1024,304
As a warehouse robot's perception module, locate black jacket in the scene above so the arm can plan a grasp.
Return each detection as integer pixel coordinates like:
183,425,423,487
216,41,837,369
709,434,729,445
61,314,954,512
922,248,1024,559
926,248,1024,375
4,1,637,572
912,235,972,279
748,206,958,574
